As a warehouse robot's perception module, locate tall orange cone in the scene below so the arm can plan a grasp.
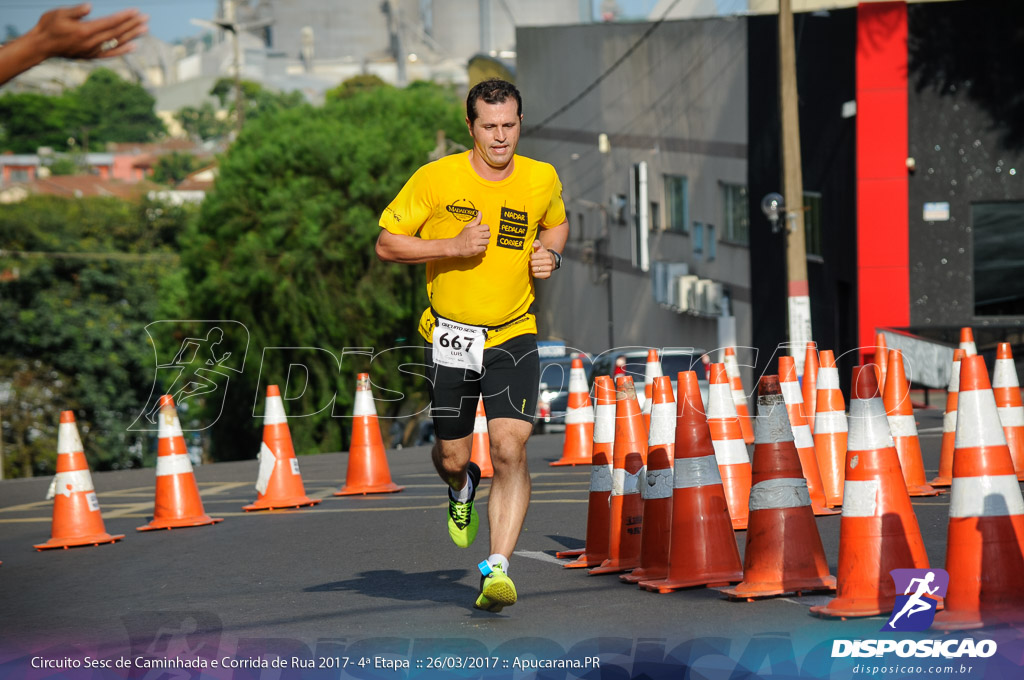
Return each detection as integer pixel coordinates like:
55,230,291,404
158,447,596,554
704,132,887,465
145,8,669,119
803,342,820,436
35,411,124,549
551,357,594,467
810,366,929,618
778,356,837,516
933,354,1024,630
560,376,615,567
641,349,662,430
708,363,751,529
470,397,494,478
137,396,223,531
243,385,321,511
959,326,977,356
724,347,754,444
622,376,675,584
589,376,646,576
813,350,847,507
883,350,939,497
639,371,743,593
336,373,404,495
931,349,966,488
992,343,1024,480
723,376,836,599
873,332,889,393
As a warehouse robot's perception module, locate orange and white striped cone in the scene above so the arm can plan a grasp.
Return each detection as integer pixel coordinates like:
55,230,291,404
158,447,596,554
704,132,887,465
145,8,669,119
883,350,939,497
873,332,889,394
959,326,977,356
35,411,124,550
622,376,675,584
931,349,966,488
778,356,837,516
336,373,404,495
724,347,754,444
723,376,836,600
810,366,929,619
243,385,321,511
551,357,594,467
560,376,615,567
470,397,494,478
640,349,662,430
933,354,1024,630
589,376,647,576
802,342,820,436
992,343,1024,481
138,396,223,531
708,363,751,530
639,371,743,593
813,350,847,507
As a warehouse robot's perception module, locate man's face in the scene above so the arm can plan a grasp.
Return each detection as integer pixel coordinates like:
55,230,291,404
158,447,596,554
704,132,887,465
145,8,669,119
467,98,522,171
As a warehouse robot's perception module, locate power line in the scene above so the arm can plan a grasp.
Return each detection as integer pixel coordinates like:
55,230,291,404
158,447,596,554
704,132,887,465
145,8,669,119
523,0,683,137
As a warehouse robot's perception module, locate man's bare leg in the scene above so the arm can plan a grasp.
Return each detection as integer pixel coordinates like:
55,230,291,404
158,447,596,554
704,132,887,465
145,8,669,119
484,418,533,559
431,434,473,491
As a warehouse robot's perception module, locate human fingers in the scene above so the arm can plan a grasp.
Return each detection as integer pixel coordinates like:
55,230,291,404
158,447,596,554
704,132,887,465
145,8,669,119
95,18,148,57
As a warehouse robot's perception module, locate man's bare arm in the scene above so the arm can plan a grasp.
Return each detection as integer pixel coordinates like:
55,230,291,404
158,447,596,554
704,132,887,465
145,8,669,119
376,211,489,264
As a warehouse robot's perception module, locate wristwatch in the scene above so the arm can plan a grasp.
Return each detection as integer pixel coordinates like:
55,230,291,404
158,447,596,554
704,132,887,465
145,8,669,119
550,249,562,270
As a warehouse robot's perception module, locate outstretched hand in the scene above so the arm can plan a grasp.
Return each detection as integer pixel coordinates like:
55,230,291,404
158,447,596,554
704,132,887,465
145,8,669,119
33,3,148,60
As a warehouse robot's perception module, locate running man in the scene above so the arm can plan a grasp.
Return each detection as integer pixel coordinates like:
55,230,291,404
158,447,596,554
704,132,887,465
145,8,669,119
887,571,940,628
375,78,568,612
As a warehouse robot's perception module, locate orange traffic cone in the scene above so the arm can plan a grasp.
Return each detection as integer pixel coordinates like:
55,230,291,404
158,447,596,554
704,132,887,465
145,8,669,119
873,332,889,393
641,349,662,430
138,396,223,531
803,342,820,436
622,376,675,584
723,376,836,600
992,343,1024,480
931,349,966,488
883,350,939,497
724,348,755,444
813,350,847,507
551,357,594,467
933,354,1024,630
560,376,615,567
589,376,646,576
243,385,321,511
959,326,977,356
639,371,743,593
708,363,751,530
778,356,837,516
470,397,494,478
34,411,124,549
810,366,929,618
336,373,404,495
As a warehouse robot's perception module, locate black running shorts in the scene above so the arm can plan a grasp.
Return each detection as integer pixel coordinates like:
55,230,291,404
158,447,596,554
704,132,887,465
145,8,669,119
425,333,540,441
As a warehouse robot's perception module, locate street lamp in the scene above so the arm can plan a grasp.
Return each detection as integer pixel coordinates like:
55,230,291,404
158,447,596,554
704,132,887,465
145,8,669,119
761,192,785,233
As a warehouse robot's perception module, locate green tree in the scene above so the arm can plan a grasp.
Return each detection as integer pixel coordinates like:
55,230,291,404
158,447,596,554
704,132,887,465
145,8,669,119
176,101,230,142
325,74,390,102
0,196,191,477
210,77,305,129
152,152,201,185
177,82,470,459
73,68,165,147
0,91,81,152
47,157,79,175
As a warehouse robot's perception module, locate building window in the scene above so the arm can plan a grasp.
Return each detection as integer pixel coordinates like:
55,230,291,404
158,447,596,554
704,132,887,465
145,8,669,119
650,201,660,232
693,222,704,256
706,224,716,261
721,183,749,244
664,175,688,233
9,168,30,183
804,191,823,258
973,201,1024,316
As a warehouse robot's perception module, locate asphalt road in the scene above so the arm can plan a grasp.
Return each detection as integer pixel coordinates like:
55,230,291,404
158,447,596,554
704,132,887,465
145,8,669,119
1,404,1022,679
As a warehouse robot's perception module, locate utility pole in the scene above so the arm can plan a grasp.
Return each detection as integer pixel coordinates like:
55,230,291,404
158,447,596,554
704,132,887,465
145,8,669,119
779,0,812,375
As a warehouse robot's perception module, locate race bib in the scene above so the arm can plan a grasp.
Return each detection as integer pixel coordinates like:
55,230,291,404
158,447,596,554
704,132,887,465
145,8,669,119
432,318,486,373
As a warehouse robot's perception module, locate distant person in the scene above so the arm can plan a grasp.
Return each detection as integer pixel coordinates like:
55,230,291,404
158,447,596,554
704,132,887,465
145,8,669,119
0,3,148,86
375,78,568,612
613,355,627,377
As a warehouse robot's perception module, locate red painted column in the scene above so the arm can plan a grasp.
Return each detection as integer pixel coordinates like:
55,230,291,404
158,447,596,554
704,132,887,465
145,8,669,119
856,2,909,363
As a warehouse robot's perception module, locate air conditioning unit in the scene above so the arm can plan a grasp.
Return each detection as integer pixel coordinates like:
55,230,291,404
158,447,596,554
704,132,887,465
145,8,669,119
702,281,724,316
675,275,699,313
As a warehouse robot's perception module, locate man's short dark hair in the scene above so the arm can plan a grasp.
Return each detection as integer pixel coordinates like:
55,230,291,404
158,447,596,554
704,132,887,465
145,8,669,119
466,78,522,124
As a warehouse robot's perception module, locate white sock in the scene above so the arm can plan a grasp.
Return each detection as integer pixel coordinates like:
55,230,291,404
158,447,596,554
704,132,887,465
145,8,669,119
488,553,509,574
451,473,473,502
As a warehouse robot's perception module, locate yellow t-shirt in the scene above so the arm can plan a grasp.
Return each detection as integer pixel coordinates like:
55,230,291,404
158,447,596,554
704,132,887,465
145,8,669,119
380,151,566,347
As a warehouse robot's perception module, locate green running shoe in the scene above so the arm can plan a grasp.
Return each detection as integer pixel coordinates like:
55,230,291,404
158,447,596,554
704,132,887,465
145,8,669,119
447,462,481,548
474,561,517,612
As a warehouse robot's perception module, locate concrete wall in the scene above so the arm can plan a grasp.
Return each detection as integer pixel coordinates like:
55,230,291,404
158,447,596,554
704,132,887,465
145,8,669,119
517,17,750,367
